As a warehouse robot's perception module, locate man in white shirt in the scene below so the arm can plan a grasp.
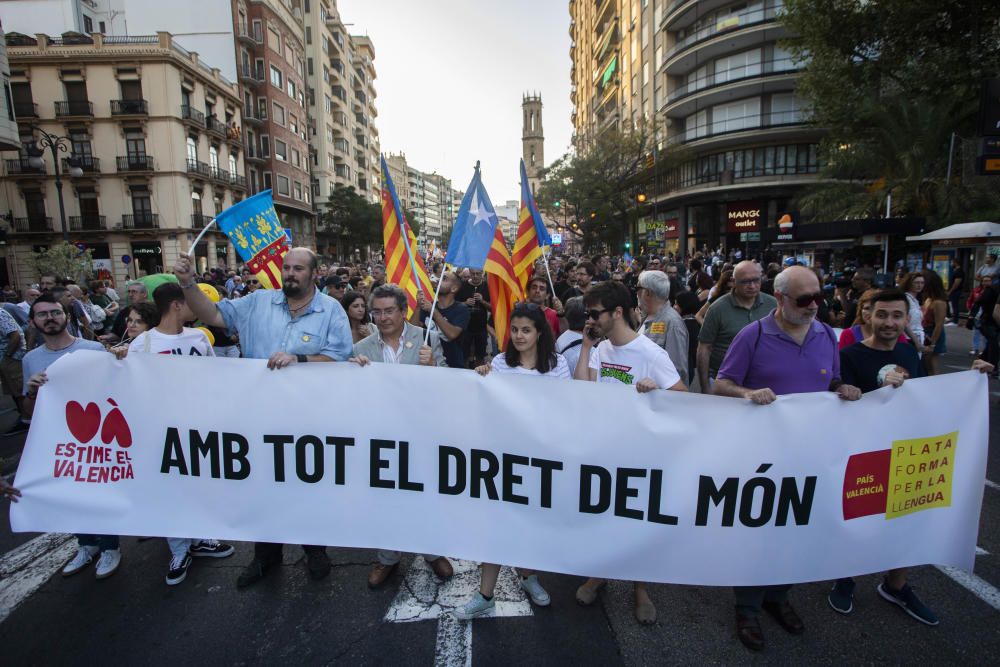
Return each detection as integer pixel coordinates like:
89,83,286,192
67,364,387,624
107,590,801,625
127,282,235,585
555,297,598,380
573,281,686,625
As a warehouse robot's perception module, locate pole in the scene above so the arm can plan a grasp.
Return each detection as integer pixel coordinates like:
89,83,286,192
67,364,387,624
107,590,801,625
189,219,217,255
541,245,557,299
883,192,892,275
422,267,446,345
946,131,956,182
51,145,69,242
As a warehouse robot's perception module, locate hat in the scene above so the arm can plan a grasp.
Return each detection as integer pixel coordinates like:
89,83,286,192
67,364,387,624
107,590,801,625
783,257,797,267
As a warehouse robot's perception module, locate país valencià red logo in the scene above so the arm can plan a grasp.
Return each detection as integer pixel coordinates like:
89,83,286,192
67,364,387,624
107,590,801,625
54,398,134,483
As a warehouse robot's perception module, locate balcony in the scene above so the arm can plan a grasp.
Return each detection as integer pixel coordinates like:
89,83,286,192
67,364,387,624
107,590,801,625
207,116,228,138
673,109,810,146
240,63,265,87
117,154,155,172
230,173,248,189
121,213,159,229
54,100,94,117
12,216,53,232
226,125,243,147
13,102,38,118
69,214,106,231
664,6,783,74
63,156,100,173
110,99,149,116
191,213,212,230
181,105,206,127
5,158,46,175
245,144,266,162
237,24,262,45
186,159,211,177
664,59,804,117
209,165,230,183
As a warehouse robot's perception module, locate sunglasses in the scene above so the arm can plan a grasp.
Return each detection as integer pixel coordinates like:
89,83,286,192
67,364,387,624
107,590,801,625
248,280,260,285
785,292,824,308
585,308,608,320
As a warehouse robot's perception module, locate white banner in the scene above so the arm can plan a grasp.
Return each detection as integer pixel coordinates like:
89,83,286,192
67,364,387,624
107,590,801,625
10,351,989,586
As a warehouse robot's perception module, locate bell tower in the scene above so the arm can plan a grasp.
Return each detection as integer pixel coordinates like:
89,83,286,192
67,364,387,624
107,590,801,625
522,92,544,194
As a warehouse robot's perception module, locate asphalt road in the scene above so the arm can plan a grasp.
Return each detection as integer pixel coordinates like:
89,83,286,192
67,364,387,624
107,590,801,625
1,326,998,665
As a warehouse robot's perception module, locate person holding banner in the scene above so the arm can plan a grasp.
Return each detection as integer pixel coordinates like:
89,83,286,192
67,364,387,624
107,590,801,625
20,294,118,579
831,289,993,625
573,281,686,626
350,284,455,588
126,283,236,585
173,247,353,588
713,265,862,651
453,302,571,620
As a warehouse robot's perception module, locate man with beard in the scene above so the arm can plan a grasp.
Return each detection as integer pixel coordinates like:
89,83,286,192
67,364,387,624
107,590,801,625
174,247,352,587
21,294,116,579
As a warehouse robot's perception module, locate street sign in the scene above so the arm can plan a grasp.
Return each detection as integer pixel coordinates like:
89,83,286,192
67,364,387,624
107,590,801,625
551,233,563,246
121,255,132,264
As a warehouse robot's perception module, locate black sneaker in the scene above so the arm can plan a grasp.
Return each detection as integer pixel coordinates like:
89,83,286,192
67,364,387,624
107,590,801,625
828,577,856,614
877,578,939,626
189,540,235,558
165,553,192,586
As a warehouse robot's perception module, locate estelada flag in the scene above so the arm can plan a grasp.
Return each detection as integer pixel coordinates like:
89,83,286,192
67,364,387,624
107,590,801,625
511,158,552,291
381,155,435,317
215,190,289,289
484,226,523,351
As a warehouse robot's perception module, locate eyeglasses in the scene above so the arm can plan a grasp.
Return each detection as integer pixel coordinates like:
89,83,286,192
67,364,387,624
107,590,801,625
784,292,825,308
369,307,399,317
736,277,762,285
34,310,65,320
513,301,542,310
585,308,608,320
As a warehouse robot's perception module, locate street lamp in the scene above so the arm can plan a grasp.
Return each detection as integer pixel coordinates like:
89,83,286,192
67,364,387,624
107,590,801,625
26,127,83,241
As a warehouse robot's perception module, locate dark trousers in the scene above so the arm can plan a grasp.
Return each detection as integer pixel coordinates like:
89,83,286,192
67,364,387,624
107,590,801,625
734,584,793,615
949,292,963,322
981,325,999,368
463,328,488,367
254,542,326,563
78,534,119,552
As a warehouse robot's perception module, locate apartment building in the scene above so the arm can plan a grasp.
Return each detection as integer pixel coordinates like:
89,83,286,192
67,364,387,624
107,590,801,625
0,31,247,286
302,0,380,206
570,0,821,256
382,151,456,249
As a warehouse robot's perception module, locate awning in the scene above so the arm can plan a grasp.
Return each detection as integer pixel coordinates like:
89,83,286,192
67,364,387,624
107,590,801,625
906,221,1000,242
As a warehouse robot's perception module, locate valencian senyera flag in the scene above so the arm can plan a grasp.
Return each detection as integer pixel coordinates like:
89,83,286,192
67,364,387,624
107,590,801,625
214,190,289,289
511,158,552,291
380,155,435,317
446,164,523,350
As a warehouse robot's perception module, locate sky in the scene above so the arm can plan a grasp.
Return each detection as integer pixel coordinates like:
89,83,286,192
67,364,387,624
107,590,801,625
337,0,573,204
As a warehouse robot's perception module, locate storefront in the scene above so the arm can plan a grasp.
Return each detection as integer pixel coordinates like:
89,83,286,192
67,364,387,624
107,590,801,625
906,221,1000,290
764,217,926,271
130,241,163,278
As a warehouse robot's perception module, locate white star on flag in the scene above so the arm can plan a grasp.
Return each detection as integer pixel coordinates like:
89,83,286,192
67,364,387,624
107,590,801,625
467,190,493,229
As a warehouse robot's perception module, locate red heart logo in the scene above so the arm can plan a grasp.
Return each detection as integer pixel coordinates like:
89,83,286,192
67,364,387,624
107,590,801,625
65,401,101,444
100,399,132,448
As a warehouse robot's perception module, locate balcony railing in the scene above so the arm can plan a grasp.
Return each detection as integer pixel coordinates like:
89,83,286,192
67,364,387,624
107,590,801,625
117,155,155,171
54,100,94,117
12,216,53,232
667,57,803,105
210,166,230,182
69,215,106,231
122,213,159,229
110,99,149,115
5,158,45,175
13,101,38,118
63,156,100,173
240,63,265,83
237,25,263,43
245,144,265,160
207,116,228,136
230,173,248,188
181,105,206,126
186,159,211,176
668,7,781,60
191,213,212,230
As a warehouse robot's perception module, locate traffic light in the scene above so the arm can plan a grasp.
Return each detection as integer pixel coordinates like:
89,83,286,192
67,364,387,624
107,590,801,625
624,241,632,250
554,200,561,208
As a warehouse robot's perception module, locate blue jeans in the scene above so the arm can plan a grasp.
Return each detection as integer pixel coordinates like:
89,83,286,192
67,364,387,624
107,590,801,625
77,534,119,552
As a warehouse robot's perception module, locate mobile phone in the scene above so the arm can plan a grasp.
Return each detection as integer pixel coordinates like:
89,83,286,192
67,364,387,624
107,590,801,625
586,326,600,341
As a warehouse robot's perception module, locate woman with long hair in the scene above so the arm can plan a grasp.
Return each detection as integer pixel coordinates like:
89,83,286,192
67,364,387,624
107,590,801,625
341,290,372,344
110,302,159,359
837,288,882,349
454,303,571,620
899,272,925,347
921,270,949,375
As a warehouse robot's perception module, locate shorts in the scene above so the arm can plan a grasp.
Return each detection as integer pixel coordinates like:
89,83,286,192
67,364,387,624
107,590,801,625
928,328,947,354
0,357,24,398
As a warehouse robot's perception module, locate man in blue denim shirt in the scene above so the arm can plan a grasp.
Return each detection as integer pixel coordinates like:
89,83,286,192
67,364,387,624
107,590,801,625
174,246,352,588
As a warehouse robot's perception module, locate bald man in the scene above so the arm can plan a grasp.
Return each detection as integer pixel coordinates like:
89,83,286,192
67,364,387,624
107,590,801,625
714,265,861,651
174,247,353,587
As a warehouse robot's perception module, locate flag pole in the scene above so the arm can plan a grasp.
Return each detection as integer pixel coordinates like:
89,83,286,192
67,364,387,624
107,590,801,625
188,219,217,256
422,268,446,345
541,245,558,299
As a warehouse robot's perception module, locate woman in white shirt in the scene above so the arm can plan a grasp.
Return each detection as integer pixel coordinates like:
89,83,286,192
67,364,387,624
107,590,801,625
900,272,925,346
454,303,569,620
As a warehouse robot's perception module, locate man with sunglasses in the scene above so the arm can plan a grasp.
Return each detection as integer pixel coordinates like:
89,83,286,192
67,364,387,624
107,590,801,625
714,265,861,652
697,261,775,394
573,281,686,626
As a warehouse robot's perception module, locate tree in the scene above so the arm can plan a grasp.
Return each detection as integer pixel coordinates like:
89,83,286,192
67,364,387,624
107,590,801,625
32,242,93,283
783,0,1000,226
536,121,684,252
320,186,382,253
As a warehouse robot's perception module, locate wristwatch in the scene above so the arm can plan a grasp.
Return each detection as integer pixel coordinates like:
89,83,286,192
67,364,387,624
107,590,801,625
296,354,308,363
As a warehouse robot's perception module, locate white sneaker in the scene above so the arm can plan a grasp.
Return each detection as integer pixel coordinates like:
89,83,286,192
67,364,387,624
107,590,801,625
453,592,495,620
95,549,121,579
520,574,551,606
62,545,99,576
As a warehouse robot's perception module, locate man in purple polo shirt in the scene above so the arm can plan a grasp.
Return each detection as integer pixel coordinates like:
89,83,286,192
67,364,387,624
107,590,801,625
714,265,861,651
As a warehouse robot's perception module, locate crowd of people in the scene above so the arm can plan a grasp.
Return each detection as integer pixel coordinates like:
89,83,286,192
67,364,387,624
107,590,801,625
0,245,995,652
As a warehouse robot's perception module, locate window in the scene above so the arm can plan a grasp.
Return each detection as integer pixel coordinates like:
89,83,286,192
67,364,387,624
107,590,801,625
712,97,761,134
289,113,298,135
326,125,333,142
83,15,93,32
275,139,287,161
291,148,300,167
685,109,708,141
186,135,198,162
293,181,303,200
209,145,219,170
305,27,312,44
642,62,649,86
770,93,805,125
270,65,283,88
715,49,762,84
120,79,142,101
70,129,92,160
287,79,296,100
324,95,332,113
263,171,272,189
277,174,290,195
272,102,285,126
260,135,270,157
268,27,281,53
126,129,146,158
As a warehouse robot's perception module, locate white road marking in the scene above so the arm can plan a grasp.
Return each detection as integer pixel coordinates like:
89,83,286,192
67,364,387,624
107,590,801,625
986,479,1000,492
936,565,1000,612
0,532,76,623
385,557,533,666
